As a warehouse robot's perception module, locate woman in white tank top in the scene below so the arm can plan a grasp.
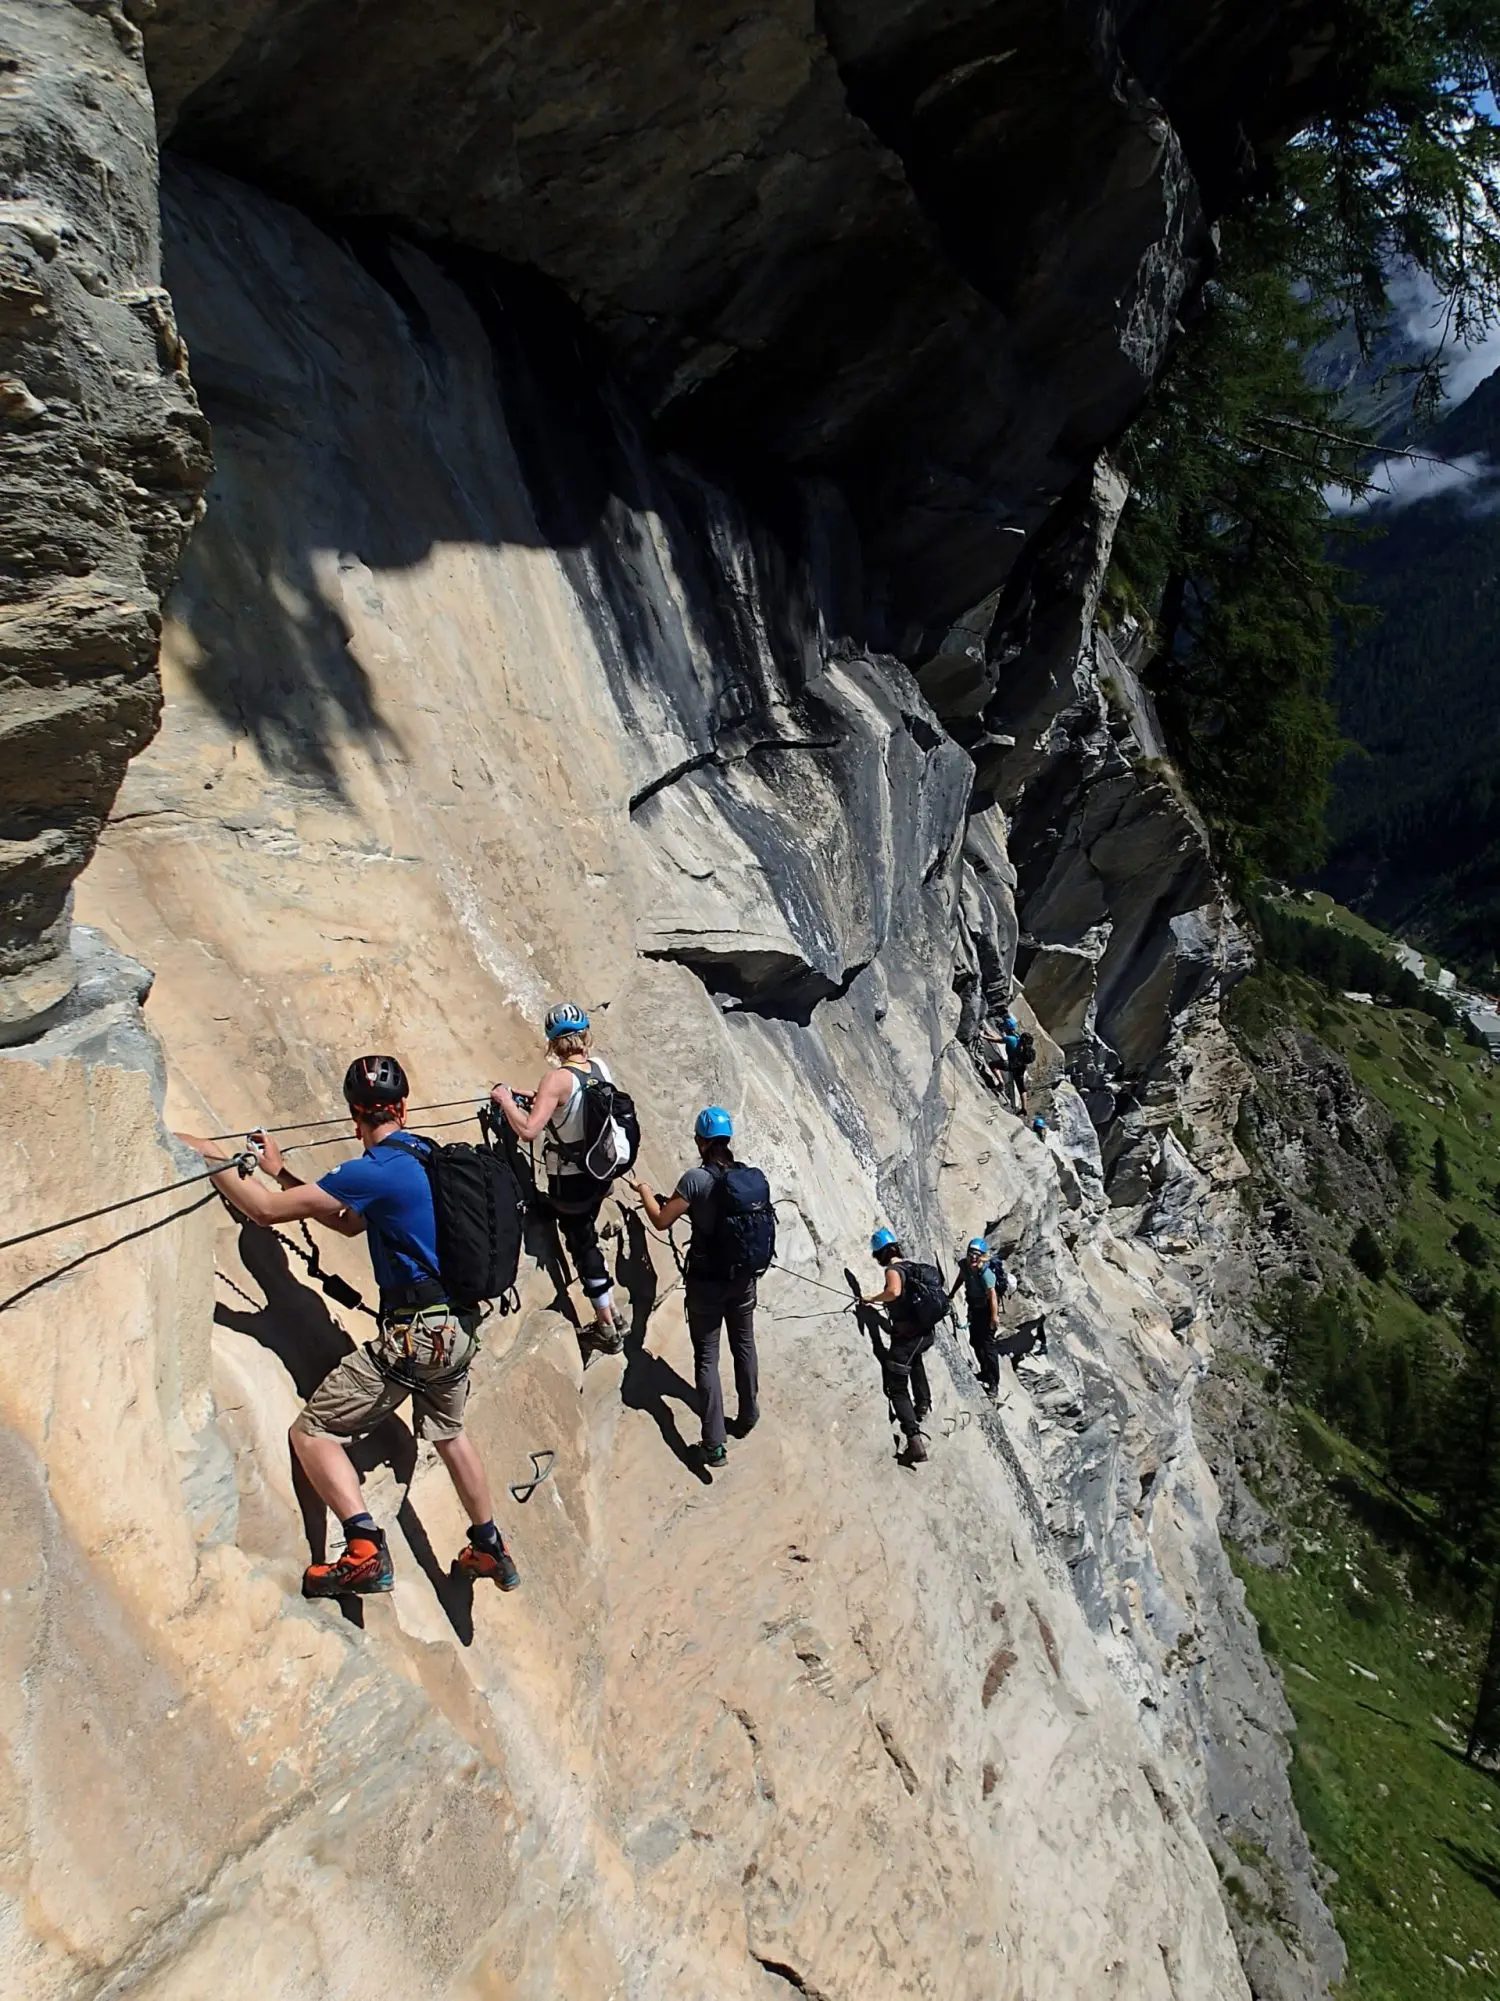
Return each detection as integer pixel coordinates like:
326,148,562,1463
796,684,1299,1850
489,1003,623,1352
542,1052,615,1184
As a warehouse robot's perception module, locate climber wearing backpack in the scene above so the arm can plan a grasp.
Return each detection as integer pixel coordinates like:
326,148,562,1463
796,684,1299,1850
861,1228,949,1463
627,1106,774,1469
180,1056,520,1599
948,1237,1002,1397
1008,1030,1036,1115
490,1001,638,1354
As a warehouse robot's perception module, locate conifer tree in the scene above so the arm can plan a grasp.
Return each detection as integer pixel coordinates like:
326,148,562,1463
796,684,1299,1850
1114,0,1500,878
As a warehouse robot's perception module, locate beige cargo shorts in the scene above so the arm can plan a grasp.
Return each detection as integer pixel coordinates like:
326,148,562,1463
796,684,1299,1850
294,1306,483,1445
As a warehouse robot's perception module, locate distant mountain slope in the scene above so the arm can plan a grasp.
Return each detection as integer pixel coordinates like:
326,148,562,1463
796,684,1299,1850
1321,361,1500,977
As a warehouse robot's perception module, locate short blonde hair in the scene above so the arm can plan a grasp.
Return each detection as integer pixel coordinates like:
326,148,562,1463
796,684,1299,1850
549,1027,592,1061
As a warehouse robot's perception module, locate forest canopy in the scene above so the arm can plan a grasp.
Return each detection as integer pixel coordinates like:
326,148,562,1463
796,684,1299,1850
1112,0,1500,882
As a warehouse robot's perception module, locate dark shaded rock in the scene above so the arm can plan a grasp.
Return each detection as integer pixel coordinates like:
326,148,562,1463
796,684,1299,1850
0,0,210,1035
130,0,1333,639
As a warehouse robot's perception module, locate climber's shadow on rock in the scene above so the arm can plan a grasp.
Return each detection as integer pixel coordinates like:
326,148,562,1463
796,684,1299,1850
497,1121,585,1341
844,1266,910,1467
615,1206,659,1344
214,1221,352,1398
617,1207,707,1483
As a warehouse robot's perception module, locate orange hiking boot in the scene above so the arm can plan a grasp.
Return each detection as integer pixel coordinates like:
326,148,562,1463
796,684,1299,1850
454,1534,521,1591
302,1529,394,1598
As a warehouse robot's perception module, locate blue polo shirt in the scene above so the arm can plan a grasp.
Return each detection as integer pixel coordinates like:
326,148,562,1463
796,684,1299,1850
319,1134,439,1296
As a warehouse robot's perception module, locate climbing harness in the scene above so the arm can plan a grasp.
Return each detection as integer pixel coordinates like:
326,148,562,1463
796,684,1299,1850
509,1450,555,1504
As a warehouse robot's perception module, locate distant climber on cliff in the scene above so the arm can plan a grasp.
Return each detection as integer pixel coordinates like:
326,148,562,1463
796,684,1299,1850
859,1228,950,1463
627,1107,774,1469
180,1056,520,1598
490,1002,637,1353
977,1011,1022,1106
1007,1030,1036,1115
948,1237,1003,1399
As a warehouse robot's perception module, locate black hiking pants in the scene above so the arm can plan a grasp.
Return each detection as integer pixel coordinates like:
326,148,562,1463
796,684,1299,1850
685,1271,759,1450
546,1175,611,1305
968,1314,1001,1394
883,1322,933,1441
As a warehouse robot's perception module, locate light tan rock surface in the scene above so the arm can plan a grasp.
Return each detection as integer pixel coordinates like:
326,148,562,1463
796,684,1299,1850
0,160,1288,1997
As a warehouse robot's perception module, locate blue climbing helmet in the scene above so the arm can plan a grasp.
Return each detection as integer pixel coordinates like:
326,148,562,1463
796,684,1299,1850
1032,1115,1048,1134
1001,1012,1019,1031
967,1236,989,1254
543,1000,589,1041
695,1105,733,1140
870,1226,899,1257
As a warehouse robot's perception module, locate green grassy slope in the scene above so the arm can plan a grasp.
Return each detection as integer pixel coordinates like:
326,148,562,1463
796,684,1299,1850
1227,906,1500,1996
1239,1479,1500,2000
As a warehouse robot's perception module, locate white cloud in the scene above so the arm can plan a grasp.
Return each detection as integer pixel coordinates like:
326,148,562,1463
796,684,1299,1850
1328,449,1500,516
1389,264,1500,407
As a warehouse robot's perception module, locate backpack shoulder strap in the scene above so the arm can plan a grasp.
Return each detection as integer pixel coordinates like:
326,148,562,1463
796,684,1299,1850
546,1063,590,1131
365,1135,442,1282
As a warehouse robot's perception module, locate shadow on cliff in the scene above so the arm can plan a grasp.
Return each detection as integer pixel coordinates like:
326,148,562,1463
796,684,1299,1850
615,1207,708,1482
214,1225,476,1642
160,159,829,796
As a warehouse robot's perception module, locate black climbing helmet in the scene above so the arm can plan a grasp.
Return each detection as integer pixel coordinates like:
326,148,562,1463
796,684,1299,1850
343,1054,410,1119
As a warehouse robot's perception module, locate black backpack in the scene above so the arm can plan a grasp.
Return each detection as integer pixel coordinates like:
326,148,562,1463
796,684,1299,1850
896,1259,949,1332
402,1135,526,1310
557,1061,641,1184
698,1163,776,1279
1014,1033,1036,1072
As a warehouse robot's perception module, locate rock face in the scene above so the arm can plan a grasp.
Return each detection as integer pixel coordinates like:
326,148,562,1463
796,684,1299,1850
0,0,209,1035
129,0,1336,641
0,5,1349,1997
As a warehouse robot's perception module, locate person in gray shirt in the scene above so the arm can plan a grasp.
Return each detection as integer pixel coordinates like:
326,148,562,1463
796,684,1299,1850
627,1106,773,1469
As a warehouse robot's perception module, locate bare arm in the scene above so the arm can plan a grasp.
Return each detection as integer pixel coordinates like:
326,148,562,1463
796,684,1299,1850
627,1176,689,1233
177,1134,366,1235
490,1067,572,1145
863,1268,902,1308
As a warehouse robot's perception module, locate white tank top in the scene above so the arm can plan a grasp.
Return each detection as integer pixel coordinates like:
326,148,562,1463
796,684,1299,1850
543,1056,613,1179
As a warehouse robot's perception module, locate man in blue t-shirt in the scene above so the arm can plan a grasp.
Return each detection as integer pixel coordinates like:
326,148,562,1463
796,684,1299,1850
180,1054,518,1600
948,1237,1002,1397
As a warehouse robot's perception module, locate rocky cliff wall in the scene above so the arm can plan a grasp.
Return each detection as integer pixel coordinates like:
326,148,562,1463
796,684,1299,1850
3,0,1340,1022
0,1,209,1034
0,5,1350,1996
0,150,1340,1998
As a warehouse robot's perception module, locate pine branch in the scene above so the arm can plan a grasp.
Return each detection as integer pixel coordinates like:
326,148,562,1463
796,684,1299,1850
1248,413,1477,475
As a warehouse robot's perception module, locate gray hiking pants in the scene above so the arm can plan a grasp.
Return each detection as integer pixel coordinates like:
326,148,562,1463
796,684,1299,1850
685,1272,759,1449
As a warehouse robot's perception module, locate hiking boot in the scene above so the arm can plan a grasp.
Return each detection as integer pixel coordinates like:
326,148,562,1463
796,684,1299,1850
728,1408,759,1439
455,1534,521,1591
903,1432,929,1465
590,1309,624,1354
701,1441,728,1469
303,1529,393,1598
